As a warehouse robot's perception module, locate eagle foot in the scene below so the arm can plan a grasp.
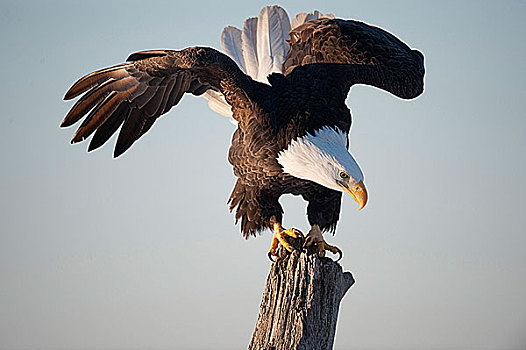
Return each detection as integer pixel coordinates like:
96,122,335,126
304,225,343,262
267,224,304,262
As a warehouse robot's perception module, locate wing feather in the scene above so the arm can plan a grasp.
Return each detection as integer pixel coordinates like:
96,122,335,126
64,64,129,100
154,77,177,116
114,109,146,158
62,76,133,127
72,91,121,143
88,104,129,152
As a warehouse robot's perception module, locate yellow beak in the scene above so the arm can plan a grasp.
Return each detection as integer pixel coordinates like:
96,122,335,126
338,180,368,210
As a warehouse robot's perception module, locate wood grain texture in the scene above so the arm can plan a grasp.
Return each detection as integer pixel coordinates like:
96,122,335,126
248,251,354,350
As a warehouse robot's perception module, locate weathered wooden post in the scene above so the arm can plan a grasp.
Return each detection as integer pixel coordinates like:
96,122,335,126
248,250,354,350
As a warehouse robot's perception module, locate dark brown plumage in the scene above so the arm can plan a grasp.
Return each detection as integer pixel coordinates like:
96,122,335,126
61,14,424,238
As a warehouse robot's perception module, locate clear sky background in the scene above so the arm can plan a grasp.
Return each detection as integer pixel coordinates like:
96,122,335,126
1,1,525,349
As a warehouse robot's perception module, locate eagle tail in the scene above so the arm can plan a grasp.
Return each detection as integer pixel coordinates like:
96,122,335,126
220,5,291,83
220,26,246,73
254,6,291,83
201,89,237,124
206,6,331,119
203,6,291,120
290,10,335,30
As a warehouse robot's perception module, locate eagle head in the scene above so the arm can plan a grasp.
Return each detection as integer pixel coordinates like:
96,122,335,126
277,127,368,210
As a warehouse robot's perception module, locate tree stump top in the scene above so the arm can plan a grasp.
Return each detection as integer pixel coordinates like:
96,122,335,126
248,250,355,350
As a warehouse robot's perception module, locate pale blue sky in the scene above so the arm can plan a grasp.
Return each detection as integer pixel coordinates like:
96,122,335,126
1,1,525,349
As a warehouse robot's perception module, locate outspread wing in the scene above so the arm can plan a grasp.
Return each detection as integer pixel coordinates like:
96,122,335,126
62,47,251,157
283,18,425,100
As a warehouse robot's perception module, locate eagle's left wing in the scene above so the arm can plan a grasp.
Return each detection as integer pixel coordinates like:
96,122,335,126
283,18,425,100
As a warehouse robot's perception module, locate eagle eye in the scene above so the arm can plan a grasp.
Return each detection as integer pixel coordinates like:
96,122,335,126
339,171,349,179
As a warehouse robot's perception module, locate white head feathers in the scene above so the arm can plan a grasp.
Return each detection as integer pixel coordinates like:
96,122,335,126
277,127,364,192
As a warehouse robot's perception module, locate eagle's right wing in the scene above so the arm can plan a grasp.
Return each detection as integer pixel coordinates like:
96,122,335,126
61,47,251,157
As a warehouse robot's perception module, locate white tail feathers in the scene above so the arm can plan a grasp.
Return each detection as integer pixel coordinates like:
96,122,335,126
254,6,291,82
203,6,332,121
202,90,234,121
221,26,246,73
220,5,291,84
291,10,334,29
241,17,259,79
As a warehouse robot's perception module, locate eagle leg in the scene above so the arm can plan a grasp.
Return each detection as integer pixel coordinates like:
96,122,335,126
268,223,304,261
304,224,343,262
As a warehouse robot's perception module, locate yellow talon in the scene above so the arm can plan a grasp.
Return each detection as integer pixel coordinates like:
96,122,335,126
267,223,304,261
305,225,343,262
284,228,303,239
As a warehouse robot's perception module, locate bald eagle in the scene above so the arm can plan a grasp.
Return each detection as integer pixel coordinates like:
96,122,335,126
61,6,424,260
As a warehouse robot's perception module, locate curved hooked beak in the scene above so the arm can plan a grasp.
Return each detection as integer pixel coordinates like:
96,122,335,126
337,180,368,210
